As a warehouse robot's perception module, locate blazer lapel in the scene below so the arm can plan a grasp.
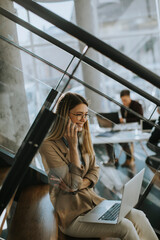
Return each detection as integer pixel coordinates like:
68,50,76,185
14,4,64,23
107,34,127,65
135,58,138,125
52,139,90,176
52,139,70,165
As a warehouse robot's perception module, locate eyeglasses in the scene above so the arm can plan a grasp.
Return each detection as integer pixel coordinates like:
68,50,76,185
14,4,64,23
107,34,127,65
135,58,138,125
70,112,89,120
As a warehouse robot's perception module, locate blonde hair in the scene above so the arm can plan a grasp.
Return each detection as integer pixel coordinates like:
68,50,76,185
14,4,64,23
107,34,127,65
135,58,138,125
47,92,94,157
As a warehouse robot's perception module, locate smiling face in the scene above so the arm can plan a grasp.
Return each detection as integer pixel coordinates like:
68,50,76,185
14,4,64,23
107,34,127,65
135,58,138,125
69,103,88,131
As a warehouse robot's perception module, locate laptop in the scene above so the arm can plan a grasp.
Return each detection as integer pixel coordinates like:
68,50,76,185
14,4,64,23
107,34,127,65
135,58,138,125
79,168,145,224
96,112,120,128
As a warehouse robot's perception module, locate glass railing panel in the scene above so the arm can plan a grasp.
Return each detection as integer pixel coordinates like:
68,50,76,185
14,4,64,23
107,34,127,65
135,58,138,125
38,1,74,23
103,34,160,76
0,12,87,170
3,0,158,91
1,1,160,107
1,0,159,199
1,4,159,176
0,31,80,171
12,1,80,51
58,79,156,199
0,8,80,84
77,47,160,120
13,0,159,38
33,42,75,82
98,0,158,35
0,37,56,155
0,78,23,154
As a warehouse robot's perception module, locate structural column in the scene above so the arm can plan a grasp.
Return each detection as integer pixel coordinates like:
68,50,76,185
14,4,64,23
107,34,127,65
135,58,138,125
0,0,30,152
74,0,107,113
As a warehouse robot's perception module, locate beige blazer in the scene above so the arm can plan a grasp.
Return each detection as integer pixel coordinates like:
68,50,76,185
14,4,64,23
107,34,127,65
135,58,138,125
39,138,104,228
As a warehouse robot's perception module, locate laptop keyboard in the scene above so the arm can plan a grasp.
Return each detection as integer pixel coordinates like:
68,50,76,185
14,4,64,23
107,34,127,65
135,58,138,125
98,203,121,221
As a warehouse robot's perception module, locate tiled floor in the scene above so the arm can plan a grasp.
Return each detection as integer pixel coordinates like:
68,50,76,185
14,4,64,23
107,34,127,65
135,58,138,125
94,141,154,196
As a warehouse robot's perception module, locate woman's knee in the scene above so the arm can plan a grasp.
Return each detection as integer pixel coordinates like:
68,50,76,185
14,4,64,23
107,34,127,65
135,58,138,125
128,208,146,221
120,218,139,240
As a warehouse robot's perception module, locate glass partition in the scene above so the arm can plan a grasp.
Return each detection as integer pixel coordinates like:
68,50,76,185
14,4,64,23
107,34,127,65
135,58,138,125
1,0,159,177
0,38,57,163
52,76,155,199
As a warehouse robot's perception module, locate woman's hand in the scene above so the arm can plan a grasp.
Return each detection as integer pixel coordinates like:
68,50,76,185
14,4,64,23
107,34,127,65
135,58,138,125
79,178,92,190
50,175,75,193
64,118,78,149
65,118,81,168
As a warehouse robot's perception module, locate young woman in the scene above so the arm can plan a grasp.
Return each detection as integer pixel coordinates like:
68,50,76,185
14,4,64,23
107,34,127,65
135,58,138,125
39,92,158,240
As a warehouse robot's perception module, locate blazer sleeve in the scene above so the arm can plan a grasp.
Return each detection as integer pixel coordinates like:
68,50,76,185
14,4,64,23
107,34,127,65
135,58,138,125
126,102,143,123
39,141,83,191
84,155,99,188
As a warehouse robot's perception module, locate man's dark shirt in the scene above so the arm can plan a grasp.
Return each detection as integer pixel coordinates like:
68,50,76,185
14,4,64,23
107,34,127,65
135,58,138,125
121,100,143,123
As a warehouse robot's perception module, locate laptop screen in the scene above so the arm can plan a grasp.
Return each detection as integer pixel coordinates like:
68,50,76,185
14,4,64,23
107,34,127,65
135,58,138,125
96,112,120,128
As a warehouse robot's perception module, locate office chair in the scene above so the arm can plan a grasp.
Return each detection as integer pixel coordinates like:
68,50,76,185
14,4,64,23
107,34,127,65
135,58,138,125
146,141,160,171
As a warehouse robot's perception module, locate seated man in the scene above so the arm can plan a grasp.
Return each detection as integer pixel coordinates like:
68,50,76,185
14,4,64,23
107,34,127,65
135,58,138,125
104,89,143,168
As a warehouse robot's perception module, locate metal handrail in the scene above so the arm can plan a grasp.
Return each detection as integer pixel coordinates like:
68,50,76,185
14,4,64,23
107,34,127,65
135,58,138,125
0,108,56,215
1,34,160,131
0,1,160,130
0,10,160,107
13,0,160,89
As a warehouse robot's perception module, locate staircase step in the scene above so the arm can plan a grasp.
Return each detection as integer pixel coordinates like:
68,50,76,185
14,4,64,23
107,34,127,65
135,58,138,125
7,184,57,240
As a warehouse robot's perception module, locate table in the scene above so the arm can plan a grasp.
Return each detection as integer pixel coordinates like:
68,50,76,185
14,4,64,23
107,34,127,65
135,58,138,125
91,129,150,145
90,123,150,157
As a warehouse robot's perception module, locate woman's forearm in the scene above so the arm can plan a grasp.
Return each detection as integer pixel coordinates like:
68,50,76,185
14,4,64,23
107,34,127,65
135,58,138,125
79,178,92,190
69,145,81,168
